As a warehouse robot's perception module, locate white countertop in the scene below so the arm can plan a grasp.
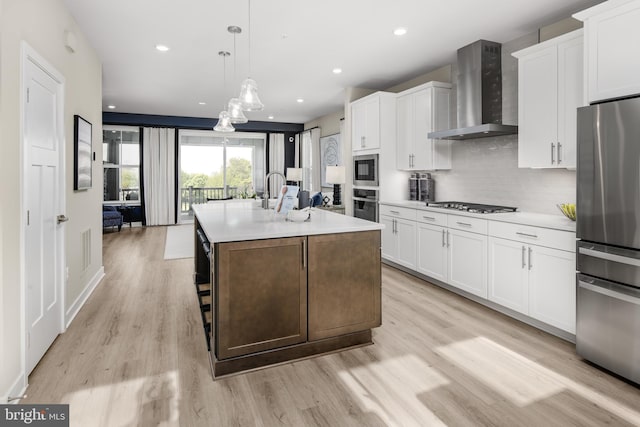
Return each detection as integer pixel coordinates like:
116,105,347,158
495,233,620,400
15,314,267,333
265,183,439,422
193,201,383,243
380,200,576,232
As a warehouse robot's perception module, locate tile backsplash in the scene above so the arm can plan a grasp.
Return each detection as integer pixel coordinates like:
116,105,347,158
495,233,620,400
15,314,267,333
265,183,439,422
430,135,576,215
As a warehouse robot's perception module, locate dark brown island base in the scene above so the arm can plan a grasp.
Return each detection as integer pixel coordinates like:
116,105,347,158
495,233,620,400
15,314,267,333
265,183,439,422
192,202,383,378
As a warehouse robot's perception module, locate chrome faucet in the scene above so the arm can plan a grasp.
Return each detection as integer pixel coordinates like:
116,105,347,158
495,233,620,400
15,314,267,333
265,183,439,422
262,171,286,209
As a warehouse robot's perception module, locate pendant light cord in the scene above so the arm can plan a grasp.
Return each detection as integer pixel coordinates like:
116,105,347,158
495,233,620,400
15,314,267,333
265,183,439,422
248,0,252,77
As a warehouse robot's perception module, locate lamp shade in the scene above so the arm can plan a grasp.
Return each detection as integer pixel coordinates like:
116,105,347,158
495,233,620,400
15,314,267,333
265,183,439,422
228,98,248,124
286,167,303,182
213,110,235,132
239,78,264,111
326,165,346,184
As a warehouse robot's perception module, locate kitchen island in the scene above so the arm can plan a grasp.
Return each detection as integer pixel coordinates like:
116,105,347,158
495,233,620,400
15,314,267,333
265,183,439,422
192,201,383,378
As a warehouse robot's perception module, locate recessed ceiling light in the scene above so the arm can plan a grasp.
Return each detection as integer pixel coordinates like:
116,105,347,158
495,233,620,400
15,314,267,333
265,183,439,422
268,115,274,120
198,101,206,105
393,27,407,36
155,44,170,52
107,105,116,109
332,68,342,74
296,98,304,103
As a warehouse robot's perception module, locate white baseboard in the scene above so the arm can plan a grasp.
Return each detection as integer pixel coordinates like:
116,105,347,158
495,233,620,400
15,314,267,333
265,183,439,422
65,266,105,328
2,372,27,404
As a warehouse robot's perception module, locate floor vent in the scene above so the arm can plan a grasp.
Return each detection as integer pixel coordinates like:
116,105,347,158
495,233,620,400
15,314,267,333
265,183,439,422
82,228,91,271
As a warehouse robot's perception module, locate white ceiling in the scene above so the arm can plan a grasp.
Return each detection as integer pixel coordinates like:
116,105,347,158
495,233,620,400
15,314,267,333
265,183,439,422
63,0,601,125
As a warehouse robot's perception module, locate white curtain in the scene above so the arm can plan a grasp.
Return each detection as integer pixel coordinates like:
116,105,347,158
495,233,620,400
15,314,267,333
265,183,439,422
143,127,176,225
268,133,285,196
301,128,321,193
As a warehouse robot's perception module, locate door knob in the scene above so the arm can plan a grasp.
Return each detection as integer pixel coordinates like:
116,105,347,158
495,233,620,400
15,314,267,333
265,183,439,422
57,214,69,224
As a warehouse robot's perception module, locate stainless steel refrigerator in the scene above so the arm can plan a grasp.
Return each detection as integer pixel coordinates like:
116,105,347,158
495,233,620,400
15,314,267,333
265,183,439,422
576,96,640,384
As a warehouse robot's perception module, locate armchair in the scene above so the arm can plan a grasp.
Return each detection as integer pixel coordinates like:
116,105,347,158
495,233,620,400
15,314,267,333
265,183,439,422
103,205,123,231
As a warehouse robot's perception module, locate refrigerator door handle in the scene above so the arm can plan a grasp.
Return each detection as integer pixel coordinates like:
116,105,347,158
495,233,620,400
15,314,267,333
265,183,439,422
579,280,640,306
579,246,640,267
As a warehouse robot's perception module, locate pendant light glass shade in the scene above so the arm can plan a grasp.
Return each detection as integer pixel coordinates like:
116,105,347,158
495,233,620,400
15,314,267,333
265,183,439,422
239,78,264,111
228,98,248,123
214,110,235,132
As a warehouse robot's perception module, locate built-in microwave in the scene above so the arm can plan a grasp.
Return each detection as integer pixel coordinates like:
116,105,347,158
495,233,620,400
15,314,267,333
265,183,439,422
353,154,378,187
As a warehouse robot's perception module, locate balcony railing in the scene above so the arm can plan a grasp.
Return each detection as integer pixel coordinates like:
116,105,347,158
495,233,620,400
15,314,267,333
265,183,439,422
181,186,239,214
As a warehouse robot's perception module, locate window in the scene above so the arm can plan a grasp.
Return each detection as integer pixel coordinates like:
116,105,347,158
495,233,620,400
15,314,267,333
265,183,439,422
103,126,141,203
178,130,266,221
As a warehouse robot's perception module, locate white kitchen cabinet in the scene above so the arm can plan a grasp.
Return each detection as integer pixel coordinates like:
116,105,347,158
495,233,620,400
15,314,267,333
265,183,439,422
574,0,640,103
379,205,417,270
488,237,529,314
448,228,488,299
417,222,448,282
513,29,583,169
528,245,576,334
488,221,576,333
396,82,452,171
351,92,396,152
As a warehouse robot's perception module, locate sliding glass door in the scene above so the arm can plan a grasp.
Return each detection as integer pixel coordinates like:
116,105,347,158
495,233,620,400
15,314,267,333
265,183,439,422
178,130,265,222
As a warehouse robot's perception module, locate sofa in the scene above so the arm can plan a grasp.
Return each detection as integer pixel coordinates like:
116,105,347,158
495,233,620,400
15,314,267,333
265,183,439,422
103,205,123,231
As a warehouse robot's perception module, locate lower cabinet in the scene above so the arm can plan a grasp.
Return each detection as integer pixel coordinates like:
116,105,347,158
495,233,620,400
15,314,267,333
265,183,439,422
528,245,576,334
307,231,381,341
488,236,576,333
216,237,308,359
380,203,577,336
380,214,417,270
417,222,448,282
448,228,488,298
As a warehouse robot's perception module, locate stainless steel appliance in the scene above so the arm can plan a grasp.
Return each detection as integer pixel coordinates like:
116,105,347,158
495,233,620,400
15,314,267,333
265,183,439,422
427,201,517,214
576,96,640,384
353,154,378,187
428,40,518,140
353,188,378,222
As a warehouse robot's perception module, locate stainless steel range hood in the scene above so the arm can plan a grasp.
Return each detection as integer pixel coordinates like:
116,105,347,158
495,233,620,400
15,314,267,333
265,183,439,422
429,40,517,140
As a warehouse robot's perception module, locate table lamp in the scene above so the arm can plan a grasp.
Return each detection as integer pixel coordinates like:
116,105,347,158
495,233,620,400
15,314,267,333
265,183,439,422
326,165,346,206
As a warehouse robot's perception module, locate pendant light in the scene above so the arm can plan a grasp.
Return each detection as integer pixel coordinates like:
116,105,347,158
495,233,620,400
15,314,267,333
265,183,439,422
239,0,264,111
214,51,235,132
227,26,248,124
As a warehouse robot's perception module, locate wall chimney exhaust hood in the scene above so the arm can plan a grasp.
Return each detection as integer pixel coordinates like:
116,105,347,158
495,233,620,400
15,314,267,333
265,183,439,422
429,40,517,140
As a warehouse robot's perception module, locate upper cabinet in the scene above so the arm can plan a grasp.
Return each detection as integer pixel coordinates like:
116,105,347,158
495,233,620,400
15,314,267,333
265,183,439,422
396,82,452,171
513,29,584,169
351,92,396,153
574,0,640,103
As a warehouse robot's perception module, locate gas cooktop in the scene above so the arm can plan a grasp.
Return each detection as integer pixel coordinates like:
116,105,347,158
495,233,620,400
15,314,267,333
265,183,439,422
426,201,517,214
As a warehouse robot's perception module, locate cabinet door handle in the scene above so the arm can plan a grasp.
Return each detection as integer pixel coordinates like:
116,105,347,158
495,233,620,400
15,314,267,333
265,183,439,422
390,210,400,215
557,142,562,164
528,247,533,270
551,143,556,164
446,230,450,247
456,221,472,227
302,239,306,268
422,216,436,221
361,136,366,148
442,229,445,247
522,245,526,269
516,231,538,239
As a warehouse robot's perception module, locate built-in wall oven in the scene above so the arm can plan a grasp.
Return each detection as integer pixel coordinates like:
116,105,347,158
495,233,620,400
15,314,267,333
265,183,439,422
353,188,378,223
353,154,378,187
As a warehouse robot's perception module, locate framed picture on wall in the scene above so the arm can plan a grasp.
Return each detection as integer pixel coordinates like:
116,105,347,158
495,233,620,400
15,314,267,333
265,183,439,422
74,115,92,190
320,133,342,187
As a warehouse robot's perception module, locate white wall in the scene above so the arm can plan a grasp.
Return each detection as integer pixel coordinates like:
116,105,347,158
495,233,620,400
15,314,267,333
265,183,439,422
0,0,103,400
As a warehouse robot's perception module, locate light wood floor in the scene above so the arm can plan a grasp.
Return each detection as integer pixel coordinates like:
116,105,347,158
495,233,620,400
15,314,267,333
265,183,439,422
23,226,640,426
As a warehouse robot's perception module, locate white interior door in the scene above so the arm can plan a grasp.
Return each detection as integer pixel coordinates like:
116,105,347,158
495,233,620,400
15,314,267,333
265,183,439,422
24,46,65,374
